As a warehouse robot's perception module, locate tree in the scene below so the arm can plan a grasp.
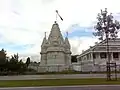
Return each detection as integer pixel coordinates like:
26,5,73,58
17,59,27,74
0,48,7,72
93,8,120,80
26,57,30,67
1,48,6,54
13,53,19,62
0,49,34,75
8,56,17,72
8,54,27,73
8,53,20,72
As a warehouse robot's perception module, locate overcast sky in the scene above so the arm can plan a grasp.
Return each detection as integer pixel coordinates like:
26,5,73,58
0,0,120,62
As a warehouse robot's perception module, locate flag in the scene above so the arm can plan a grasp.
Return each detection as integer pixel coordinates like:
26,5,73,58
56,10,63,21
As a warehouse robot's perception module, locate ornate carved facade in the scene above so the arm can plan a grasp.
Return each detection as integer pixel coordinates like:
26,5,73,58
40,21,71,66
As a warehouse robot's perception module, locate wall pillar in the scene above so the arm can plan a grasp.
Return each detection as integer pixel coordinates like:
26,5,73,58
91,52,93,61
96,53,100,65
91,52,95,66
98,52,100,60
111,52,113,61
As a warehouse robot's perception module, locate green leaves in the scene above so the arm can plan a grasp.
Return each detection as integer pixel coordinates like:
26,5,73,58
26,57,31,67
0,49,28,74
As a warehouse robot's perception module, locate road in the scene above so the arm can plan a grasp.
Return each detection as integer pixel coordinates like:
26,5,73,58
0,85,120,90
0,74,119,80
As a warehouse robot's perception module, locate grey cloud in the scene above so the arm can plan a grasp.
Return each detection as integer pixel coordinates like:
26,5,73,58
71,46,78,55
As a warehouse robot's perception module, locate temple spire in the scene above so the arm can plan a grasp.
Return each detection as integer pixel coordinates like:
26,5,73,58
48,21,64,45
45,32,46,39
41,32,48,47
65,31,70,49
55,11,57,23
66,31,68,37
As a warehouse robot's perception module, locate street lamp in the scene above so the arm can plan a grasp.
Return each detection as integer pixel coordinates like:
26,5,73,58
93,8,120,80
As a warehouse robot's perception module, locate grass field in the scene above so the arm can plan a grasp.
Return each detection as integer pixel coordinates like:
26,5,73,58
0,78,120,87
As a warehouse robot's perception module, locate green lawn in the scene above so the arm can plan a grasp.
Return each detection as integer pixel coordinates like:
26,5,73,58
0,78,120,87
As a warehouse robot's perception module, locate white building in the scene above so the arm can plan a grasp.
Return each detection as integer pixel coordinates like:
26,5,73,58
39,21,71,72
77,38,120,72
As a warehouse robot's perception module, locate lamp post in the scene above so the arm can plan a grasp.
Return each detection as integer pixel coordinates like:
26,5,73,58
93,8,120,80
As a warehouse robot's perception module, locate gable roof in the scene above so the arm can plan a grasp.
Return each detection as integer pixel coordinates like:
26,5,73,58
78,38,120,57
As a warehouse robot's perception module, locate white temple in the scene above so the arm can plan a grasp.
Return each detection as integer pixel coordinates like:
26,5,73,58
40,21,71,67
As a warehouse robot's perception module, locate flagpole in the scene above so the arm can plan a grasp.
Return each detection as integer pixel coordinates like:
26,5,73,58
56,10,58,23
55,10,63,23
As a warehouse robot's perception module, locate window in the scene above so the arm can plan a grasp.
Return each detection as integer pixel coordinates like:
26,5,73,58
113,52,119,58
100,52,106,58
93,53,96,59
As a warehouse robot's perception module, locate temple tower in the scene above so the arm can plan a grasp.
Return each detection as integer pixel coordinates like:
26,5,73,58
40,21,71,66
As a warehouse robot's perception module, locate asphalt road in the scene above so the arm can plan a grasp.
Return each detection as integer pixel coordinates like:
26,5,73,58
0,74,119,80
0,85,120,90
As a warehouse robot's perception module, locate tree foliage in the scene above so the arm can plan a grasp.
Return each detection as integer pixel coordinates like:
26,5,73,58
0,49,30,75
26,57,30,67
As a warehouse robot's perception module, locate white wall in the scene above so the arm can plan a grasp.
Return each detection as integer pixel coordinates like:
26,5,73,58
47,52,65,65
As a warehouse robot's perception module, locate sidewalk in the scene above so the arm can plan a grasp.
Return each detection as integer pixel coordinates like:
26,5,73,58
0,74,109,80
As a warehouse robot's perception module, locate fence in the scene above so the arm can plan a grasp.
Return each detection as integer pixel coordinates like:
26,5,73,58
28,64,120,72
29,65,73,72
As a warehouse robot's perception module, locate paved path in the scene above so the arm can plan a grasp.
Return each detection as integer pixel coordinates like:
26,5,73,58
0,85,120,90
0,74,119,80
